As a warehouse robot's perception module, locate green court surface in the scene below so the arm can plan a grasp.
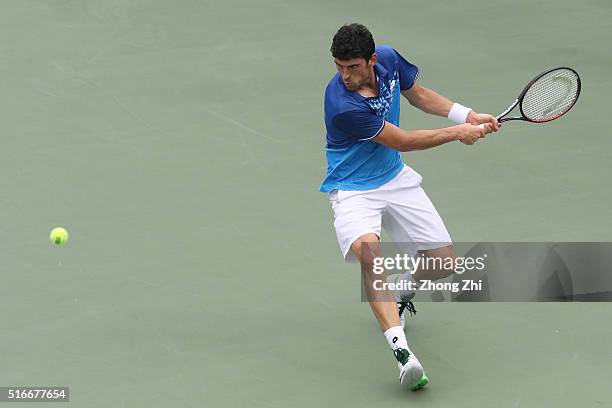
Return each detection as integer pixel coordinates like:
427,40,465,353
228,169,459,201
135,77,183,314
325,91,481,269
1,0,611,407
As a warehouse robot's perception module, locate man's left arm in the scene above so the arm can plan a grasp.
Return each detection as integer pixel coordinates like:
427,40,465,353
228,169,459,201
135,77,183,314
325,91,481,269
401,83,500,131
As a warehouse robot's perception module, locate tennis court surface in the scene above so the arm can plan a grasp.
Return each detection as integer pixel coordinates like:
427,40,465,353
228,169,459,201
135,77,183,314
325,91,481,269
1,0,611,406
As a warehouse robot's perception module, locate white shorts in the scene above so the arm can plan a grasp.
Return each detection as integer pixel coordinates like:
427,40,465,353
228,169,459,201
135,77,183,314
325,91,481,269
328,165,452,262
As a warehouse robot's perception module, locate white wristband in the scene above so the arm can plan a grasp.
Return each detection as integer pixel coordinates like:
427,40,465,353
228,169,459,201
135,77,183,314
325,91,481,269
448,103,472,124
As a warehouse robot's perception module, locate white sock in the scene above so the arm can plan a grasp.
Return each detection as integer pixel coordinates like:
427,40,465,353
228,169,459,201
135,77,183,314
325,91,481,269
383,326,409,351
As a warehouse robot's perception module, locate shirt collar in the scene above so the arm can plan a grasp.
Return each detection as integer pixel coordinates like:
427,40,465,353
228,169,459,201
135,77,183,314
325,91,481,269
374,62,388,79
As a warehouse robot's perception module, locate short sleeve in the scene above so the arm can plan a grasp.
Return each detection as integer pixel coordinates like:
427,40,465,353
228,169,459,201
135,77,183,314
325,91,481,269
332,110,385,141
394,48,419,90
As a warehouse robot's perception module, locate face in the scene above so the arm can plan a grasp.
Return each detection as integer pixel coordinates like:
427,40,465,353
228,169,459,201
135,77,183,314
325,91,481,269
334,54,376,91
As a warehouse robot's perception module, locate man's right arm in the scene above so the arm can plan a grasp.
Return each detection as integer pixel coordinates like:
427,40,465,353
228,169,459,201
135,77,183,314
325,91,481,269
372,121,488,152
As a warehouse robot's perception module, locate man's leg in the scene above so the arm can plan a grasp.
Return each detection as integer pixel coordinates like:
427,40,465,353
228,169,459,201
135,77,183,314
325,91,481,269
326,185,427,389
351,233,429,391
413,245,457,282
350,233,399,331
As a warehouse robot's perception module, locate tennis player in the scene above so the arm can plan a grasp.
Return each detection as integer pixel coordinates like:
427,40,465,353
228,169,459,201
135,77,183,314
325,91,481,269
321,23,500,390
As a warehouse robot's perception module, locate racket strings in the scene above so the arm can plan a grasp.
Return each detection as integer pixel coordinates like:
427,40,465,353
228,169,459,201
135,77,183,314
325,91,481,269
521,69,579,122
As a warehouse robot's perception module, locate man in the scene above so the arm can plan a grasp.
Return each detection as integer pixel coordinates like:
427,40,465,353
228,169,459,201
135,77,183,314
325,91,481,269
321,23,500,390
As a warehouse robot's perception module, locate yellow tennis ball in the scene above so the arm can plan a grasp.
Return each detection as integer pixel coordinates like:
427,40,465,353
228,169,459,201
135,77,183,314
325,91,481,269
50,227,69,245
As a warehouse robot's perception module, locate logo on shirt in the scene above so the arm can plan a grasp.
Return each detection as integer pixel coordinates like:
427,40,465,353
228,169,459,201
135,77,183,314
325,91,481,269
366,72,398,119
389,79,397,92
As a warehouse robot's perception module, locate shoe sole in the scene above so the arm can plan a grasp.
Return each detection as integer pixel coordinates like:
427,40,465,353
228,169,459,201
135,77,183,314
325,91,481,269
409,373,428,391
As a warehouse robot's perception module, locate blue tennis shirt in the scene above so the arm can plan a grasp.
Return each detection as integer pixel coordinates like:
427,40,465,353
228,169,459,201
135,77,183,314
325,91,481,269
320,45,419,193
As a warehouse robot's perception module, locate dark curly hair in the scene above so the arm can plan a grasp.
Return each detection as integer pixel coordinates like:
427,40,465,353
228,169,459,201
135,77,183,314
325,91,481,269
330,23,375,61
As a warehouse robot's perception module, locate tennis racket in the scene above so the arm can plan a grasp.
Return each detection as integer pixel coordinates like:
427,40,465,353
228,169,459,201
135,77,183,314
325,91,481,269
479,67,581,128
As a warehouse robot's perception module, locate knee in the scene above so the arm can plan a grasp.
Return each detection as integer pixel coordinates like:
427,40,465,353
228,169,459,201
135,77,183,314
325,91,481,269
437,245,456,261
358,245,382,281
419,245,457,280
351,234,381,273
359,249,377,276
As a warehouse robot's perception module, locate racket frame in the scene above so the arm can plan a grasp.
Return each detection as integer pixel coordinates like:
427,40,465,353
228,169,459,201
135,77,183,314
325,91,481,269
497,67,581,123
